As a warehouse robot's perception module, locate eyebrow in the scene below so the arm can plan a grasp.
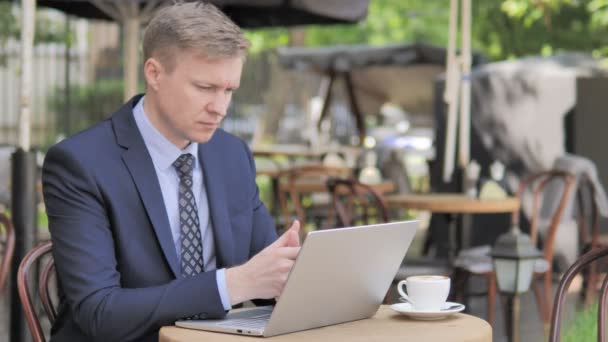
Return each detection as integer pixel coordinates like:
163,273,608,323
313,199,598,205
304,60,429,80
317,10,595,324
192,80,239,90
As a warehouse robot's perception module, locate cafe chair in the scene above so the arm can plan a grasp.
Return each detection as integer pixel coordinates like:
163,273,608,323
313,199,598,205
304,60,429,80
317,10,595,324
325,177,388,227
277,164,351,236
326,177,450,303
18,241,56,342
453,171,576,327
0,212,15,292
575,173,608,305
549,246,608,342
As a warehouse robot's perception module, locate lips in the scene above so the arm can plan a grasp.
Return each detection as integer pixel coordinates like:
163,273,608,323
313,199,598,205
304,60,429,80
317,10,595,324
198,122,218,129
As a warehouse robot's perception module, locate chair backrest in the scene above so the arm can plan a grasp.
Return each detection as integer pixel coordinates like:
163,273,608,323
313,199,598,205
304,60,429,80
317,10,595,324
549,246,608,342
278,164,351,229
576,173,601,251
511,171,577,264
326,177,389,227
18,241,56,342
0,212,15,292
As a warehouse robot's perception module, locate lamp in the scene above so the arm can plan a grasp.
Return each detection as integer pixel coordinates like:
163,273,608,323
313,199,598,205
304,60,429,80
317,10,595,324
491,224,541,342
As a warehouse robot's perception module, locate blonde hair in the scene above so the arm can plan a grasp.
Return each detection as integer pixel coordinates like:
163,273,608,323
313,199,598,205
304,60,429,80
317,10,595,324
143,2,250,71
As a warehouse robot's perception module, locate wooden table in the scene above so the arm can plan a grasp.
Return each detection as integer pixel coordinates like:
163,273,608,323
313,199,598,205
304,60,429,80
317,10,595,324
159,306,492,342
385,193,520,260
291,179,395,194
252,144,361,160
385,193,520,214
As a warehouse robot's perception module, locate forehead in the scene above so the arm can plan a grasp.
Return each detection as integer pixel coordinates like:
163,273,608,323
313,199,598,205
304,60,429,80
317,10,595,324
170,49,244,86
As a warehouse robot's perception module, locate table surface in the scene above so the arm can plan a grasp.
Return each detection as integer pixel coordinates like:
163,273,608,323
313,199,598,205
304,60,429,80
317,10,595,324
252,144,362,159
159,306,492,342
290,179,395,194
385,193,520,214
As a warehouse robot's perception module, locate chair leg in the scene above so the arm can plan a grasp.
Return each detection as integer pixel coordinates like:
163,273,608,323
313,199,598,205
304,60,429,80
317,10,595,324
543,271,552,329
451,268,469,304
532,279,547,325
486,273,496,326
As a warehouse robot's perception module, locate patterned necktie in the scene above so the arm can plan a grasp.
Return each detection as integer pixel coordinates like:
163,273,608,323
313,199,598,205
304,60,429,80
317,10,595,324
173,153,204,277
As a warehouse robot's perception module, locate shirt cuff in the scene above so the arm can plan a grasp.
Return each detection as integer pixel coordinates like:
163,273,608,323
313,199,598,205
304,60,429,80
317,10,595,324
216,268,232,311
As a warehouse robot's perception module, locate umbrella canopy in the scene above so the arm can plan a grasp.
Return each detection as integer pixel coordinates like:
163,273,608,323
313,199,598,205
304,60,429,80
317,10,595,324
36,0,369,27
32,0,369,101
277,43,484,142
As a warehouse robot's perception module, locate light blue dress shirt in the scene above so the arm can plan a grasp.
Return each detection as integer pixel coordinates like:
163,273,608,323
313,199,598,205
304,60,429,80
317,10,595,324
133,97,231,310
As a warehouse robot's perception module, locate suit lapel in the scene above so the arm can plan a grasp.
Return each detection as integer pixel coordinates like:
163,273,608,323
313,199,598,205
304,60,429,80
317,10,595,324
112,97,181,277
199,142,234,268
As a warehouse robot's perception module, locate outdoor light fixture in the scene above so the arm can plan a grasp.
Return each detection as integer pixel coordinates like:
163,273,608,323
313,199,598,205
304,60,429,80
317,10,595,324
491,224,542,342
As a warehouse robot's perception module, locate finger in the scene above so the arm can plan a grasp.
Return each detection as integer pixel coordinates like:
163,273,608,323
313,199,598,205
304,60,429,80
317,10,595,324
285,220,301,247
277,246,300,260
270,224,296,247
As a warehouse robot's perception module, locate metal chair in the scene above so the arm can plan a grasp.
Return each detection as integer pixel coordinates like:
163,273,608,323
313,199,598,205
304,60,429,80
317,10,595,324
453,171,576,326
549,246,608,342
575,173,607,305
17,241,56,342
0,212,15,292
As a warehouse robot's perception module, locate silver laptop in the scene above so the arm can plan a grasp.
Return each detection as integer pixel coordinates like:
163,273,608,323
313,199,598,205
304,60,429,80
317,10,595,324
176,220,418,337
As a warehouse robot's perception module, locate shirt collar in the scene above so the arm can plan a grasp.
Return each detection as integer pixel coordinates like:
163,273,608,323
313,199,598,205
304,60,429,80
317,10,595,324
133,96,199,171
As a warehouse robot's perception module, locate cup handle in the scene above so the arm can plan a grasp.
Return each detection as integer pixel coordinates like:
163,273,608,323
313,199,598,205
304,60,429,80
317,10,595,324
397,280,409,302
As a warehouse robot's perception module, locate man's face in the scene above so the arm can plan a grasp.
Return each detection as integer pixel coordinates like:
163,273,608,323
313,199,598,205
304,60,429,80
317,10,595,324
145,49,243,148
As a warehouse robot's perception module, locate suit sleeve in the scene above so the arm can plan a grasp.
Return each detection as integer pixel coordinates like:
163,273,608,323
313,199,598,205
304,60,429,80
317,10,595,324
43,145,226,342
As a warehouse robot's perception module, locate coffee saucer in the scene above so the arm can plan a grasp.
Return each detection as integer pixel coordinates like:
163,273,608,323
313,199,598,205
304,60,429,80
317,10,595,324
390,302,465,321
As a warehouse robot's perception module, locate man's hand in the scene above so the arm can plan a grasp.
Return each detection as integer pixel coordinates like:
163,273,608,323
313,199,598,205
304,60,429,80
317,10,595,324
226,221,301,305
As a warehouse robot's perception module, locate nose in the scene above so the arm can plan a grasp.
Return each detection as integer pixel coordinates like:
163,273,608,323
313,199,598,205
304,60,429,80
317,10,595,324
206,91,230,118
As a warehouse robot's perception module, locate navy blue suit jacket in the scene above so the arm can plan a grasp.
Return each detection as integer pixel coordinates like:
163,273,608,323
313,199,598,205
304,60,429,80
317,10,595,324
42,95,277,341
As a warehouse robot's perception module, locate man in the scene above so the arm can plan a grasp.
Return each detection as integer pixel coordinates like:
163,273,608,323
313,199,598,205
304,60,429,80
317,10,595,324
42,3,300,341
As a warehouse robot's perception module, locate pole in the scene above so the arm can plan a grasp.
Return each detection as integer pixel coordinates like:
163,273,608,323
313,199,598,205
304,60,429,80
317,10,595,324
64,15,72,136
12,1,38,341
10,150,38,342
505,294,521,342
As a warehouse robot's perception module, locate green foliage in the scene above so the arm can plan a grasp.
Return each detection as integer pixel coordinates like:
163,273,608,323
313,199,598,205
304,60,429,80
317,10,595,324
0,4,75,45
48,80,124,141
244,0,608,61
563,303,598,342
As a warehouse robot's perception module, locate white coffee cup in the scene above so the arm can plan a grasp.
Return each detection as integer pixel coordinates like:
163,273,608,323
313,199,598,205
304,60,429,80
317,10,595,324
398,275,450,312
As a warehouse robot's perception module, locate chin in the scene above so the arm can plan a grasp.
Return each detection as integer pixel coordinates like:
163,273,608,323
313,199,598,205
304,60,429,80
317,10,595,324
190,130,216,144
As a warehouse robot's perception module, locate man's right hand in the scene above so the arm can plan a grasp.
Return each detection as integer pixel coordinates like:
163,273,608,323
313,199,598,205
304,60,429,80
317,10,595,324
225,220,301,305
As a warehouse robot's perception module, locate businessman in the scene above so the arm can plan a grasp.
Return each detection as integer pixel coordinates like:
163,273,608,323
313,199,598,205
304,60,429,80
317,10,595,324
42,2,300,341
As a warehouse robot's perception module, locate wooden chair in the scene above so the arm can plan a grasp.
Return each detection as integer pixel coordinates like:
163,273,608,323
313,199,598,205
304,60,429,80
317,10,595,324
326,177,451,303
0,212,15,292
549,246,608,342
325,177,388,227
18,241,56,342
277,164,351,236
454,171,576,326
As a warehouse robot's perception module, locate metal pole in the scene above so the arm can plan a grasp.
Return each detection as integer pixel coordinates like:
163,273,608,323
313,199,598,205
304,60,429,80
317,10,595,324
505,294,521,342
13,0,37,339
63,15,72,137
10,149,38,342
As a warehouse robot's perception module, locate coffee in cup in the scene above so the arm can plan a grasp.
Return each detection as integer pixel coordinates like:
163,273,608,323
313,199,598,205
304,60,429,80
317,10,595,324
397,275,450,312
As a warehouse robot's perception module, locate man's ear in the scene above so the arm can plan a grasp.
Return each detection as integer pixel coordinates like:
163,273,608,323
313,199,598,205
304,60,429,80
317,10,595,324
144,58,163,91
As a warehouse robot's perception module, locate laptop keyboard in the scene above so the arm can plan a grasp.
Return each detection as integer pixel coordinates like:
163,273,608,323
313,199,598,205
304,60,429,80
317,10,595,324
216,308,272,330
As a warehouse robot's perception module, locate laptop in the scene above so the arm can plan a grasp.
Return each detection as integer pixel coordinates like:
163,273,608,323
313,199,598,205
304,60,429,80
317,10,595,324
176,220,418,337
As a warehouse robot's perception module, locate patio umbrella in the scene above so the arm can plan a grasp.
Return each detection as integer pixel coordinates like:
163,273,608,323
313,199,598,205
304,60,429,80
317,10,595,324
443,0,472,182
277,43,483,145
34,0,370,101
